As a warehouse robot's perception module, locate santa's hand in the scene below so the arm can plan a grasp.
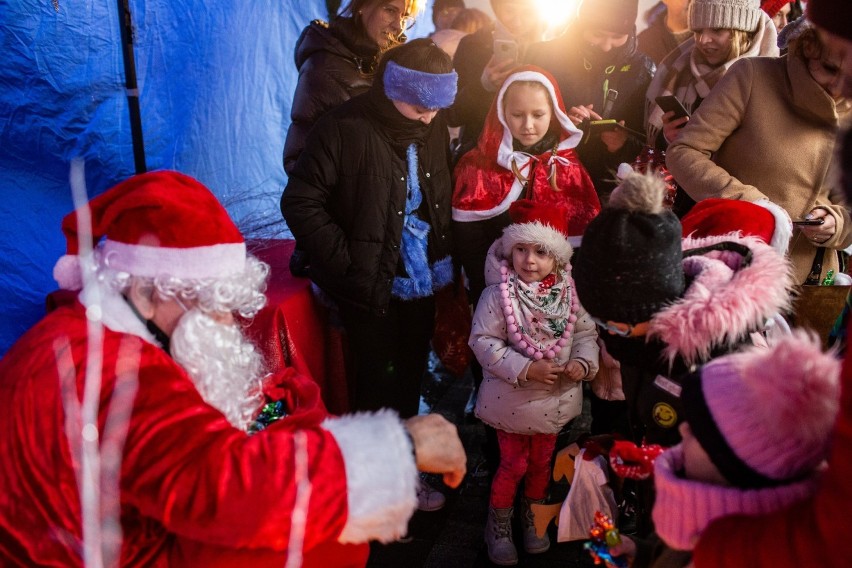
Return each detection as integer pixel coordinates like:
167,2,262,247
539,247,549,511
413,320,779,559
405,414,467,488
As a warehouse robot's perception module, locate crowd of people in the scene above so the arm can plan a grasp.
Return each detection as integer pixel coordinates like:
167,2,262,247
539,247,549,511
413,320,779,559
1,0,852,566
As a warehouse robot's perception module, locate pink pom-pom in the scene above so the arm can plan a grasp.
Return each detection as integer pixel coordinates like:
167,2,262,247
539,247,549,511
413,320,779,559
500,265,508,275
53,255,83,290
568,314,577,323
501,290,510,299
503,306,512,316
499,283,508,291
519,340,528,349
565,324,574,334
533,351,544,360
506,315,515,324
557,338,568,347
526,347,535,356
545,350,556,359
502,298,512,308
512,333,522,342
508,324,518,333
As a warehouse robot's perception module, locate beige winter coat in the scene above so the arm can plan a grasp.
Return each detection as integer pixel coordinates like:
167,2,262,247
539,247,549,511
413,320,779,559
667,54,852,284
472,239,599,435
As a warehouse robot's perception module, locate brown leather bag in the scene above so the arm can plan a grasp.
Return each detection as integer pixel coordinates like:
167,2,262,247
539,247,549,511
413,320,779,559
791,247,850,347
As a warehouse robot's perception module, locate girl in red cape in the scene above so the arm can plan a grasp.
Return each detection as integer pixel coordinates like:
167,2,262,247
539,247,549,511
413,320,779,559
451,65,600,306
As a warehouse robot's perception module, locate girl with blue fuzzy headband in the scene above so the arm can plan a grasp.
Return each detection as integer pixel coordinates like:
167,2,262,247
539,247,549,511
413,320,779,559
282,38,458,510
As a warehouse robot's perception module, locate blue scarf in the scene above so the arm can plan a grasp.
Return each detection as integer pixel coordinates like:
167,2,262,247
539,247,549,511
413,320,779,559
392,143,452,299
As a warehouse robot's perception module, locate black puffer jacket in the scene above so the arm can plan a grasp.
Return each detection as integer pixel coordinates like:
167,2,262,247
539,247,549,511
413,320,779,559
526,29,655,199
447,25,497,162
283,18,380,174
281,93,454,316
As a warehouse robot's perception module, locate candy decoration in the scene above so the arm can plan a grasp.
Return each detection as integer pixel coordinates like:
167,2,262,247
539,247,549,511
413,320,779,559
248,400,289,434
609,440,665,480
584,511,628,568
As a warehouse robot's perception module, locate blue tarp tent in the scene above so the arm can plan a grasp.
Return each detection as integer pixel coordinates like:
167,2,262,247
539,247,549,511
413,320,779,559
0,1,437,354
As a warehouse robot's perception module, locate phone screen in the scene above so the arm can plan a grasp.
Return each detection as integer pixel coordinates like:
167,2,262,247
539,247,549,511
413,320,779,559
655,95,690,119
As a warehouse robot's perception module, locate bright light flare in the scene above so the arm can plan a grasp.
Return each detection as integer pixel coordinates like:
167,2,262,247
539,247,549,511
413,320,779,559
534,0,582,39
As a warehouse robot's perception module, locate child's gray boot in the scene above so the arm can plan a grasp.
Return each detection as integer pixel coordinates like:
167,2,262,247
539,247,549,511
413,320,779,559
521,497,550,554
485,506,518,566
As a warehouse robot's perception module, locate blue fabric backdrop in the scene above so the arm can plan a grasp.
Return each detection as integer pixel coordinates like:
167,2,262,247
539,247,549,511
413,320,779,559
0,0,438,355
0,0,327,353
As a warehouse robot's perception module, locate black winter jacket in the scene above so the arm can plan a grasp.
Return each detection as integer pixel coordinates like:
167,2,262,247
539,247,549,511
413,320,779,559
447,25,498,161
281,94,454,316
283,18,380,174
526,30,655,200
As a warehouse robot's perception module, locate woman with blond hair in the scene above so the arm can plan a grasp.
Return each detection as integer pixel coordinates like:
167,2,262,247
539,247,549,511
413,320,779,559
667,17,851,284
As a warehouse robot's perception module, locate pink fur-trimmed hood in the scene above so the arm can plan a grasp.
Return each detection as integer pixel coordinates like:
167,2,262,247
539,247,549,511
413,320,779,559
648,234,794,366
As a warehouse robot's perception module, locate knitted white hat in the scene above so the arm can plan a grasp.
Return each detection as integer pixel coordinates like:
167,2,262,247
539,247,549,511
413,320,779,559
689,0,762,31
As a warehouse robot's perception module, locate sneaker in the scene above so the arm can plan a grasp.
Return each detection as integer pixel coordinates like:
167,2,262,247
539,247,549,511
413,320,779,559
417,478,446,512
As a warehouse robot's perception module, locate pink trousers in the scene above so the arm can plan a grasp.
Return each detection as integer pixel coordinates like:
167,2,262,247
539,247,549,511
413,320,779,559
490,429,557,509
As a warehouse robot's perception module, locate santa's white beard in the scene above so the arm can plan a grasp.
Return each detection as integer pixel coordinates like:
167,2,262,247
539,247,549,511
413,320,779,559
170,308,265,431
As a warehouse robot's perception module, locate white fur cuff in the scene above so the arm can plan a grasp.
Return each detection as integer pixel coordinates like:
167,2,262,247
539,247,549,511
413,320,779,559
323,410,418,544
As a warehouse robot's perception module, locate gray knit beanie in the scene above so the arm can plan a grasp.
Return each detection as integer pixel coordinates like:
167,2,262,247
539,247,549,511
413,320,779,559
689,0,761,32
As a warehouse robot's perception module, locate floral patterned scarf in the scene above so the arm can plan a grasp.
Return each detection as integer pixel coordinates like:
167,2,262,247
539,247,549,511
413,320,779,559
507,267,573,352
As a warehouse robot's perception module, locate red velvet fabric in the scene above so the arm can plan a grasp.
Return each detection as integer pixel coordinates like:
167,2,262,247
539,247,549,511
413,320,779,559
0,302,365,566
246,239,351,415
452,67,600,237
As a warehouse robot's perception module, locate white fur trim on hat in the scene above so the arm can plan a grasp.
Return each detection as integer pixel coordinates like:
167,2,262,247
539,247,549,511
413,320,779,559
100,240,247,280
753,199,792,255
501,221,574,266
53,254,84,290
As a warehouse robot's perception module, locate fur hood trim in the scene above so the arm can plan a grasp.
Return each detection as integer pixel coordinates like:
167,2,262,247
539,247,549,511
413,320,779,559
649,234,794,366
501,221,574,267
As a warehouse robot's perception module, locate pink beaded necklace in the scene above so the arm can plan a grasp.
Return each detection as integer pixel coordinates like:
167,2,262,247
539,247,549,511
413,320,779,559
498,259,579,360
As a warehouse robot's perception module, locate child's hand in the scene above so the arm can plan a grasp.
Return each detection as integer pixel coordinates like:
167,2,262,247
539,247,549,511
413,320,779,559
526,360,562,385
567,104,601,126
563,360,586,382
608,534,636,566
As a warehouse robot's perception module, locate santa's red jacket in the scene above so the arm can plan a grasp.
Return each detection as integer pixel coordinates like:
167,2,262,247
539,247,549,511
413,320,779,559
0,293,418,566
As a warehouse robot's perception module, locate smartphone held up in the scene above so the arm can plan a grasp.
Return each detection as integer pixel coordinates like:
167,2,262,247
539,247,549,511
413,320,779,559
493,39,518,63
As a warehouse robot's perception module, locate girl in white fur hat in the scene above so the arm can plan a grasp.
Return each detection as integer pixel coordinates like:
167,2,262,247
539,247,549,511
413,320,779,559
470,198,599,565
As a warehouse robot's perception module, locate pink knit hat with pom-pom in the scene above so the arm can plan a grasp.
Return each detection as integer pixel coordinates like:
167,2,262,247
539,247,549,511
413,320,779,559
680,331,840,487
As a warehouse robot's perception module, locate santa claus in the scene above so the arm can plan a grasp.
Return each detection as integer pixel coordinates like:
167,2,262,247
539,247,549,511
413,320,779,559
0,170,465,567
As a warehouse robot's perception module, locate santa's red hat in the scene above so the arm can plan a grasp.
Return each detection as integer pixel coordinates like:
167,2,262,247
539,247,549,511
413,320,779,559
54,170,246,290
680,198,792,255
501,199,573,266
